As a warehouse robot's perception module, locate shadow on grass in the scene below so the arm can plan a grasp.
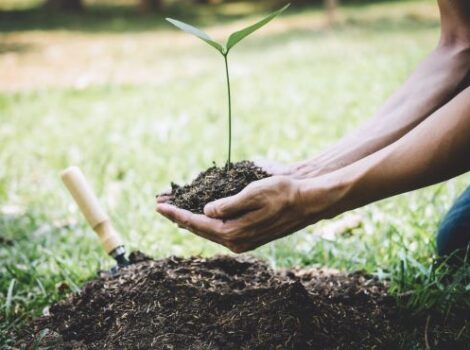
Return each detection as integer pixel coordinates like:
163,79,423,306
245,15,438,51
0,2,276,33
0,0,438,34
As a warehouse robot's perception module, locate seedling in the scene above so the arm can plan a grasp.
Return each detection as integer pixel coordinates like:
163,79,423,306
166,4,290,170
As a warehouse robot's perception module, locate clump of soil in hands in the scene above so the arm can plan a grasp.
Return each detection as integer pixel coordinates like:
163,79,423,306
168,161,271,214
16,253,468,349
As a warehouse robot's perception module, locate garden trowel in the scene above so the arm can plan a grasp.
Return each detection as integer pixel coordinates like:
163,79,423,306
61,166,130,274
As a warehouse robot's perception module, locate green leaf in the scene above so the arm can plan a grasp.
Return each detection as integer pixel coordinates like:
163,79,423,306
226,3,290,52
5,278,16,319
166,18,224,53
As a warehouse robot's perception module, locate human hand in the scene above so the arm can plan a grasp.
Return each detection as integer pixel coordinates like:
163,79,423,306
156,176,316,253
156,159,300,206
255,159,328,179
156,189,172,204
254,159,296,176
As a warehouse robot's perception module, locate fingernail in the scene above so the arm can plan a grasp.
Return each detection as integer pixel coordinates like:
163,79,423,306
204,202,217,216
156,203,168,213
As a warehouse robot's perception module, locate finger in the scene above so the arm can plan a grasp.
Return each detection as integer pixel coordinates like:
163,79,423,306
156,203,228,245
175,222,225,246
223,208,267,237
253,159,275,174
156,195,172,204
228,214,311,253
157,204,222,243
204,190,261,219
253,159,289,176
156,203,197,227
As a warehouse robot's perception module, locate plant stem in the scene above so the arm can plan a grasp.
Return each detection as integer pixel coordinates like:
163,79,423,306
223,53,232,170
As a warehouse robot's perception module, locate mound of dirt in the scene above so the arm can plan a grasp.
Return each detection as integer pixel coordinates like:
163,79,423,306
17,253,410,350
167,161,270,214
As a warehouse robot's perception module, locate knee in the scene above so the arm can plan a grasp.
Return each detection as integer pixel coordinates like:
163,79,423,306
436,219,470,259
436,220,456,257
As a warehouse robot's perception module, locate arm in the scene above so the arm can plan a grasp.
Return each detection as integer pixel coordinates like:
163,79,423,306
290,45,470,179
306,85,470,219
157,86,470,253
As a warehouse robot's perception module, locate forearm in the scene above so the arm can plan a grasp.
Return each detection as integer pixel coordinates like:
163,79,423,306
294,45,470,178
301,86,470,220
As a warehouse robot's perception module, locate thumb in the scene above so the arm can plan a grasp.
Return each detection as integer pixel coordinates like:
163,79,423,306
204,189,259,219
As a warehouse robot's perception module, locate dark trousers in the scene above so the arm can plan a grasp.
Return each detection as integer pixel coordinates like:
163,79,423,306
437,186,470,258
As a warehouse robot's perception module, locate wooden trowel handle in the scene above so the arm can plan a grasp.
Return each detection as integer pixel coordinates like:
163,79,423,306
61,166,123,255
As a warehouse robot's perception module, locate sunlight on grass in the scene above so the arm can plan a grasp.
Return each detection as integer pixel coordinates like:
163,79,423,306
0,0,40,10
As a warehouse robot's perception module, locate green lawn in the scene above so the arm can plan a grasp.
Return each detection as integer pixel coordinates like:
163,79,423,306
1,0,469,347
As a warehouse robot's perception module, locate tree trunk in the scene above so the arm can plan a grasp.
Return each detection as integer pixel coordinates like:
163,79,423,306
45,0,83,12
139,0,163,13
324,0,339,26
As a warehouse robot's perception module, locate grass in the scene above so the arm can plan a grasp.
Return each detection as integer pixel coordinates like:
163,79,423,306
0,0,469,348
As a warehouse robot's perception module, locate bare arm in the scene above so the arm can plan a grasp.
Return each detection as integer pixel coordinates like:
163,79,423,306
291,44,470,178
302,85,470,220
290,0,470,179
157,86,470,253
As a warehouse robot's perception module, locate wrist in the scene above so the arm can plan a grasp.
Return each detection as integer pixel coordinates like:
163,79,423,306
296,166,361,221
293,149,355,179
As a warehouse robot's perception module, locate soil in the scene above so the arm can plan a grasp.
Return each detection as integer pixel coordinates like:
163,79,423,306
167,161,270,214
17,252,468,350
16,253,468,349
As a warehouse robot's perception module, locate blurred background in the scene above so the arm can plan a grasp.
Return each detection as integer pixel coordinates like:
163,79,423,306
2,0,469,341
0,0,438,90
